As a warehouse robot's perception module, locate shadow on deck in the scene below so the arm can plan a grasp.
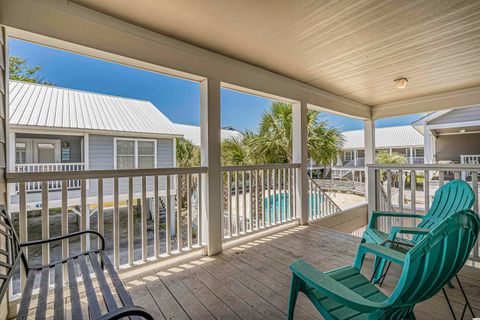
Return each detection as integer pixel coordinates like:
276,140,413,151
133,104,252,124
20,222,480,319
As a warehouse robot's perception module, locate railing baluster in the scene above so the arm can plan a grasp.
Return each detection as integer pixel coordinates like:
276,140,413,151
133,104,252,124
254,170,258,229
410,170,416,215
19,181,27,288
261,170,265,228
439,171,445,187
227,171,232,237
154,175,160,257
113,177,120,269
80,179,88,252
41,181,50,265
424,170,430,212
98,179,104,247
61,180,68,283
267,169,271,227
398,170,404,230
165,175,171,255
128,177,134,266
289,168,293,220
197,173,202,246
283,168,287,222
141,176,148,262
272,169,276,225
248,171,253,231
242,171,246,233
235,171,240,235
176,174,182,252
187,174,192,249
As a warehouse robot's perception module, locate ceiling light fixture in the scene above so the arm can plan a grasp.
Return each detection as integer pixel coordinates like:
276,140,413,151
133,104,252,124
394,78,408,89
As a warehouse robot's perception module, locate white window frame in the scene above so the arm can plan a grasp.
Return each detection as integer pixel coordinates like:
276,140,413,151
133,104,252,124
114,137,157,169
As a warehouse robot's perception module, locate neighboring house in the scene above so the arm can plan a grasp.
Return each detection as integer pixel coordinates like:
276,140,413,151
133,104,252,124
174,123,243,147
330,125,424,181
412,105,480,165
339,125,424,166
8,80,181,212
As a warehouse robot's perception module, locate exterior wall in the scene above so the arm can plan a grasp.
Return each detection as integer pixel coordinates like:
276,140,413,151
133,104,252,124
15,133,83,163
430,105,480,125
435,133,480,162
89,135,174,169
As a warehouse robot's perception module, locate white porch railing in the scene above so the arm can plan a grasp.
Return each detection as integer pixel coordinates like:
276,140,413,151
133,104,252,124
367,164,480,263
221,163,299,240
6,166,206,295
14,162,85,192
308,177,341,220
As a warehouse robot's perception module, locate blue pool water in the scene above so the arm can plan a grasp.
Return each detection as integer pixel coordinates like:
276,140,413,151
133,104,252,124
264,192,321,222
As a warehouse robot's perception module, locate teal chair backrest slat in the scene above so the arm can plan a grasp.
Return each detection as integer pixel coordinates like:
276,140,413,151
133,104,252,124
390,210,480,308
413,180,475,242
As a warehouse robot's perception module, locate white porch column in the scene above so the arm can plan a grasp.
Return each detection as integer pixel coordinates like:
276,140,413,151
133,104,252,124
364,120,376,216
424,127,433,164
200,78,222,256
409,147,413,164
292,101,309,225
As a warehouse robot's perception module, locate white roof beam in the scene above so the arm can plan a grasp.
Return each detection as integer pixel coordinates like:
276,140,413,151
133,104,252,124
372,86,480,119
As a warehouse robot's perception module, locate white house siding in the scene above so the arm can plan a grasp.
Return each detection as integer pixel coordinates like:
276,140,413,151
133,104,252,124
429,105,480,125
9,135,176,209
436,133,480,162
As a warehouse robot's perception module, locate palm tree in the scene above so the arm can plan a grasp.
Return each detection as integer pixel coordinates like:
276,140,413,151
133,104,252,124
376,151,407,187
176,138,201,207
246,102,344,165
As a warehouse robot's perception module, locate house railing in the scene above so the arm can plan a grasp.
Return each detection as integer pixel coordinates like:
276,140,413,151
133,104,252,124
308,177,341,220
367,163,480,263
14,162,85,192
6,166,207,296
221,163,299,240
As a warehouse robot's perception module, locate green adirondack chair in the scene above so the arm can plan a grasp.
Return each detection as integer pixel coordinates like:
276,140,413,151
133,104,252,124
288,209,480,320
363,179,475,282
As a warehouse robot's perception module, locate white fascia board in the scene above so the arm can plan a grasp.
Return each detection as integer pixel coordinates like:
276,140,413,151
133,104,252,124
10,125,183,139
0,0,371,119
426,120,480,130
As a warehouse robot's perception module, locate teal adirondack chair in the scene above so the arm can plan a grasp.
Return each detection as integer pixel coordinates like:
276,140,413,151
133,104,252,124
288,209,480,320
363,179,475,282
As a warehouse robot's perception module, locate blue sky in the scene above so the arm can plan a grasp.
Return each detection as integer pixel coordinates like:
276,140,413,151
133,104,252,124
9,38,422,132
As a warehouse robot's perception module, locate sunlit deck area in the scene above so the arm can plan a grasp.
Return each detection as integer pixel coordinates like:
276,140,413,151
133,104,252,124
20,222,479,320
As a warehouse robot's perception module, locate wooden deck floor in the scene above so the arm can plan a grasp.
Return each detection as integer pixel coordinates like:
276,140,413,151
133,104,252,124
124,223,480,320
19,222,480,319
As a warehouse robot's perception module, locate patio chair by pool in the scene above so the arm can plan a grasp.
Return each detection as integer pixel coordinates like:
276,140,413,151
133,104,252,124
287,209,480,320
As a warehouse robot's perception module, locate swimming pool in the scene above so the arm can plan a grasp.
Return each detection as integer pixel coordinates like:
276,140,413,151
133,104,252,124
264,192,321,223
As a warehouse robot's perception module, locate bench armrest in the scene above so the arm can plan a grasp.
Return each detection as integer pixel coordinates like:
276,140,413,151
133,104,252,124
354,243,406,270
290,260,386,313
369,211,425,228
97,305,154,320
21,230,105,250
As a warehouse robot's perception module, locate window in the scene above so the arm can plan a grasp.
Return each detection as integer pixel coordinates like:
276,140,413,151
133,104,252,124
414,148,424,157
344,150,354,162
115,139,156,169
16,142,27,164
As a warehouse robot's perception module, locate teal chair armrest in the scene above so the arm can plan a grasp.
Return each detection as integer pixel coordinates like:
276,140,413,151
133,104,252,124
290,260,385,313
387,226,431,241
369,211,425,228
354,243,406,270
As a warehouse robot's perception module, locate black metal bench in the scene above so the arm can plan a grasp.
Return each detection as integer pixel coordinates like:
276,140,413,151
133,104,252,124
0,208,154,319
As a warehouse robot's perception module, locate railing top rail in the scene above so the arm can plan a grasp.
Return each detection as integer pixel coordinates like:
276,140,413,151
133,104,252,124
6,166,208,183
15,162,86,165
367,164,480,170
221,163,300,172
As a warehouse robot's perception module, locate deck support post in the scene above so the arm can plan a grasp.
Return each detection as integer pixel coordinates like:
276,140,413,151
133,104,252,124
200,78,223,255
292,101,309,225
364,120,376,220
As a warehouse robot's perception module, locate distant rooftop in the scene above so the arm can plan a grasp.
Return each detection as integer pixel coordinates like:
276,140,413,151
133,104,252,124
342,125,423,149
9,81,179,137
175,123,243,147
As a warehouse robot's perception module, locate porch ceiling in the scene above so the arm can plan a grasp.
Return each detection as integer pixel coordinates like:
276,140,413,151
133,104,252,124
72,0,480,107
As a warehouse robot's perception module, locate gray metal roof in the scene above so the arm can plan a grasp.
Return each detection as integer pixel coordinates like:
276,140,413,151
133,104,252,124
175,123,242,147
342,125,423,150
9,81,179,136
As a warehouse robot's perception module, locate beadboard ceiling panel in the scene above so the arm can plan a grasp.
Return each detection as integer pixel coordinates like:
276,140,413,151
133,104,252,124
72,0,480,107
